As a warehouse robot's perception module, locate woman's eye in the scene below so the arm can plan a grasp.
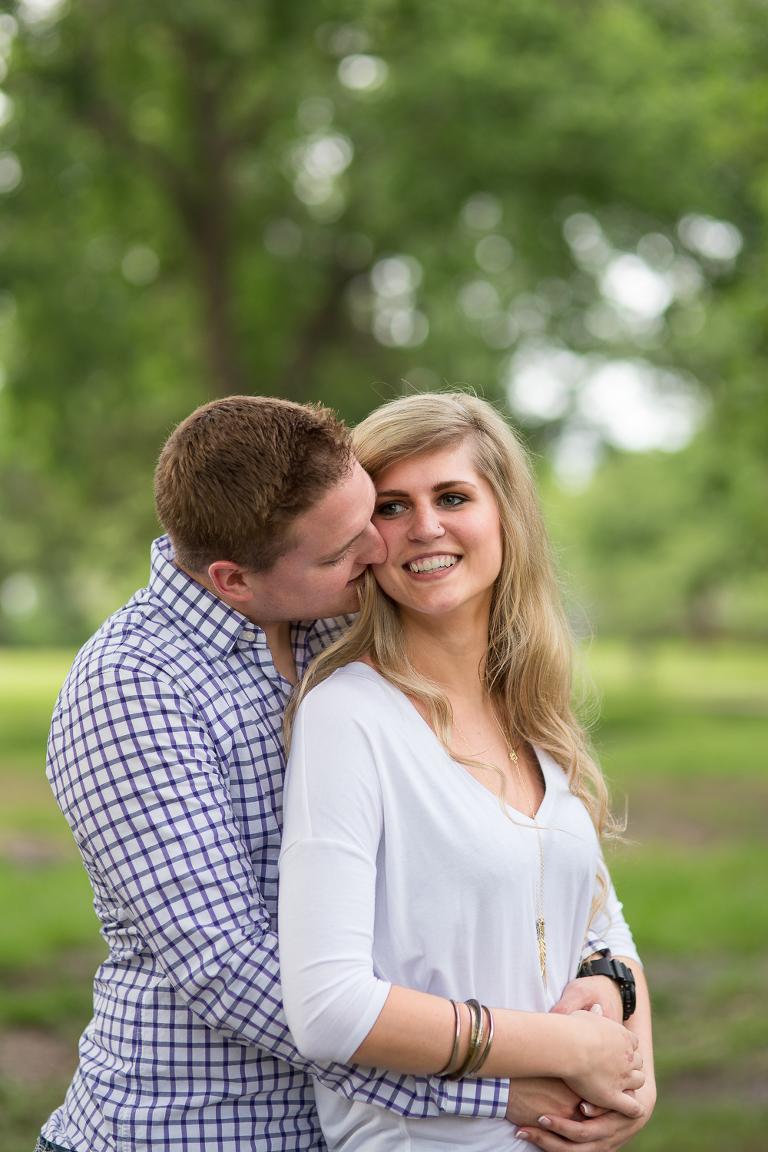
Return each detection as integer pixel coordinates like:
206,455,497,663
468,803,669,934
375,501,407,517
439,493,467,508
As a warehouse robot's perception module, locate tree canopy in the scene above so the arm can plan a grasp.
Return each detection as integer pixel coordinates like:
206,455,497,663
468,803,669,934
0,0,766,641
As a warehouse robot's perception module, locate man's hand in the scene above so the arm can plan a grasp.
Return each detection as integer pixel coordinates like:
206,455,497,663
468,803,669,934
550,975,623,1024
513,1082,655,1151
504,1078,583,1126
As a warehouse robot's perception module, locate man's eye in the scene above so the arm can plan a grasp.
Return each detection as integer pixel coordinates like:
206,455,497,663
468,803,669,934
375,501,407,516
327,549,352,566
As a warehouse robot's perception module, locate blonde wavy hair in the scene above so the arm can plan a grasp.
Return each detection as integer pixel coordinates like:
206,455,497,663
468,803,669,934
285,392,617,843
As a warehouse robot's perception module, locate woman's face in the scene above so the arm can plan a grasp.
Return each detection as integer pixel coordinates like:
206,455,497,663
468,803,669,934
370,439,504,622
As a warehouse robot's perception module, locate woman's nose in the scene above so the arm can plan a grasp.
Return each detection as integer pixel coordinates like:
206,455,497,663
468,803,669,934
408,504,445,541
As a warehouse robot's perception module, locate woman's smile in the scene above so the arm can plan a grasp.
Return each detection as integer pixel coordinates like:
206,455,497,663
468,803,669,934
403,552,462,576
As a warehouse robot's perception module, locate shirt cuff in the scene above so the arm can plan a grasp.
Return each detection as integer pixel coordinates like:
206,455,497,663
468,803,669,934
581,929,610,963
427,1073,510,1118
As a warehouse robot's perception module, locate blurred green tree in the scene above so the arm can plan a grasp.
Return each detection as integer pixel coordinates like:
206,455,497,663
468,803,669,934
0,0,764,640
546,430,768,639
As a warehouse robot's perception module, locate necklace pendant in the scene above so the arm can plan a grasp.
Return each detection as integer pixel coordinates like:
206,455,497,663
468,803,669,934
536,917,547,989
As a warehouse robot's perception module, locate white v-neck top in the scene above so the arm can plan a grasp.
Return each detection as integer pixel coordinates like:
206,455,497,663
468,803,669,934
279,664,639,1151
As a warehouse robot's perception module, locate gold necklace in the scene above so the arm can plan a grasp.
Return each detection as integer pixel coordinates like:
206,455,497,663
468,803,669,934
452,715,547,989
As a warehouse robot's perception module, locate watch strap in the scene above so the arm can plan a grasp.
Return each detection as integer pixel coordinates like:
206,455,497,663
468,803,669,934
576,956,637,1020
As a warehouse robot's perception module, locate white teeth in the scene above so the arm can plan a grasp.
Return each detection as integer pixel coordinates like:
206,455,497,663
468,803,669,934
407,555,459,574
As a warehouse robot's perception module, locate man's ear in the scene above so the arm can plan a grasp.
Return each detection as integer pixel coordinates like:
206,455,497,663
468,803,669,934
207,561,255,604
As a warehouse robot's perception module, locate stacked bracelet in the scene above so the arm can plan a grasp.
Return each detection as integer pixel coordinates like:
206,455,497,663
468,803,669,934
436,1000,462,1077
470,1005,495,1074
441,999,495,1081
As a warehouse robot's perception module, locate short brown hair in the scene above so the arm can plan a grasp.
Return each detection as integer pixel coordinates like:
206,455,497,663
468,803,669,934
155,395,353,574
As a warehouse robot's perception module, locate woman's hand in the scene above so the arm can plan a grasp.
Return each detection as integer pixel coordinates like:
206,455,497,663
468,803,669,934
516,957,655,1149
560,1009,645,1117
513,1080,656,1151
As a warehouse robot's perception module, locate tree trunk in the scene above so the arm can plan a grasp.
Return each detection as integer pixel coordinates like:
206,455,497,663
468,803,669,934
178,32,247,398
281,265,353,402
192,209,248,398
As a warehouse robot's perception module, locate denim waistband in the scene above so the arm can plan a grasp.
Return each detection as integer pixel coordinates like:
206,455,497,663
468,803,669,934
35,1136,77,1152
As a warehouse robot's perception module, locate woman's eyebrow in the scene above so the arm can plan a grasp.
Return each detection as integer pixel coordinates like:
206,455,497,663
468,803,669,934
376,480,478,498
432,479,477,493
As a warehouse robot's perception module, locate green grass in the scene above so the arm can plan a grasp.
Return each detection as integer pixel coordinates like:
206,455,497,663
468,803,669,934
0,650,107,1022
0,860,104,970
0,650,105,975
611,844,768,955
584,641,768,1151
0,651,77,764
0,642,767,1150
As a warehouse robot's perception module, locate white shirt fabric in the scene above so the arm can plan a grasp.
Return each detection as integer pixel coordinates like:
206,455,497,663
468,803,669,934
279,663,640,1151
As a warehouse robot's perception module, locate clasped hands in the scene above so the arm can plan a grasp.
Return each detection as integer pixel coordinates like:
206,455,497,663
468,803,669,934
505,975,651,1151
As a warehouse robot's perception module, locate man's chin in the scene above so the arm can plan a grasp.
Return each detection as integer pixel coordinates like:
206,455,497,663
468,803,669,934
304,574,365,621
327,583,363,618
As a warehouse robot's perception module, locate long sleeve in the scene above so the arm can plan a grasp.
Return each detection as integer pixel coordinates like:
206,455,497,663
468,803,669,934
589,864,642,966
50,656,507,1120
279,689,390,1061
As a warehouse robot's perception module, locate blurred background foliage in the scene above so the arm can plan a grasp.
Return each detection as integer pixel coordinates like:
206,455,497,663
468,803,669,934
0,5,767,1151
0,0,765,642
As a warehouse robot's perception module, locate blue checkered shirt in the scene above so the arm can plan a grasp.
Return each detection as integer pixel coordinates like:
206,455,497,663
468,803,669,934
42,536,513,1151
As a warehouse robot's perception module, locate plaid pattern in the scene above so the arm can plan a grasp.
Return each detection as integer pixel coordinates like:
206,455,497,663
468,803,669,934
41,536,510,1152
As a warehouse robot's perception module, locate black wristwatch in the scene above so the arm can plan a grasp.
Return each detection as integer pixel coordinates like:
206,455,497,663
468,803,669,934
575,955,636,1020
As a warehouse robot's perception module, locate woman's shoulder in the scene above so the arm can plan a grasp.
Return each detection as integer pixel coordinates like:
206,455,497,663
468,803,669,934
294,664,413,751
299,662,400,714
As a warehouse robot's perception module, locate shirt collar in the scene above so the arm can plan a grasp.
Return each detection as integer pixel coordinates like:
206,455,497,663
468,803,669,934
148,535,261,660
148,536,353,669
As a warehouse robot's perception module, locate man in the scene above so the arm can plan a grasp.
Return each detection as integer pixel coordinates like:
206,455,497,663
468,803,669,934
39,396,629,1152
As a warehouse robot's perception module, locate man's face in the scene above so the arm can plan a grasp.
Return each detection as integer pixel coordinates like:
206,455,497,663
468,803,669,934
241,460,386,624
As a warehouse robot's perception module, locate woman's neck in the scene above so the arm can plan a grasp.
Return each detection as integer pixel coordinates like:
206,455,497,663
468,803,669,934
400,603,490,702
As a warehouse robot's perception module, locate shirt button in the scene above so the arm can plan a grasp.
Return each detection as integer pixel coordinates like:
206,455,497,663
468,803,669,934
241,630,256,641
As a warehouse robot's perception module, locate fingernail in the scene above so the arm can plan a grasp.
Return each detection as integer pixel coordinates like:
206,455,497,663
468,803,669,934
581,1102,594,1115
589,1003,603,1014
515,1132,529,1141
537,1116,552,1128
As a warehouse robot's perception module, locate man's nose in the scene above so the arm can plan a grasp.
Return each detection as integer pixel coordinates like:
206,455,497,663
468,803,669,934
359,521,387,565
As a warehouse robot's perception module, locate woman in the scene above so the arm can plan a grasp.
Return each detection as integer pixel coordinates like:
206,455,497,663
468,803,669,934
278,393,655,1150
